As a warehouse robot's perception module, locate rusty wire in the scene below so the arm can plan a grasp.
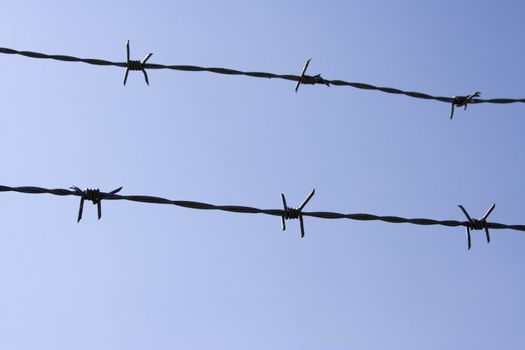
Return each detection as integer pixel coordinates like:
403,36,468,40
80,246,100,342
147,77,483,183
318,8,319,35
1,44,524,114
1,185,524,248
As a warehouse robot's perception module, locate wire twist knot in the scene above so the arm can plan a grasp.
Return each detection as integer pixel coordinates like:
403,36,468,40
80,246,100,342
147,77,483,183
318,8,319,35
300,73,330,86
123,40,153,86
458,203,495,249
466,217,488,231
127,60,145,71
70,186,122,222
280,189,315,237
282,206,301,220
450,91,481,119
83,188,101,204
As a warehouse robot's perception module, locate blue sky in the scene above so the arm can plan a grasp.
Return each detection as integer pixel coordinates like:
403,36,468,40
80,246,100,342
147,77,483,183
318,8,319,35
0,1,524,349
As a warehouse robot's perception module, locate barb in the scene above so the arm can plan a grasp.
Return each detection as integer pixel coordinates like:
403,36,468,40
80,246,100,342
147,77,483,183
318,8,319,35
280,189,315,237
123,40,153,86
458,203,495,249
450,92,481,119
70,186,123,222
1,46,524,109
295,59,330,93
0,185,524,244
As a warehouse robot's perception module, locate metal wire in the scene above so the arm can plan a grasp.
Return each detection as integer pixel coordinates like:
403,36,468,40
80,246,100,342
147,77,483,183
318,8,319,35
1,185,524,243
1,45,524,107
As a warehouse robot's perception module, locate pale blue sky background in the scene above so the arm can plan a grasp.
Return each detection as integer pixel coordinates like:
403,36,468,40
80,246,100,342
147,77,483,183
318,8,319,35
0,1,524,349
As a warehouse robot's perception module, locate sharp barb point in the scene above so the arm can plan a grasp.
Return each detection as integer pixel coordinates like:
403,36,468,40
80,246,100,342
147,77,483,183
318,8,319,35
483,203,496,220
111,187,123,194
77,197,84,223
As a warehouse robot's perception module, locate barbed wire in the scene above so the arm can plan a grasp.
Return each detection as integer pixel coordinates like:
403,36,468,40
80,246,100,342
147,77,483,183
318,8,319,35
1,184,523,249
1,43,524,117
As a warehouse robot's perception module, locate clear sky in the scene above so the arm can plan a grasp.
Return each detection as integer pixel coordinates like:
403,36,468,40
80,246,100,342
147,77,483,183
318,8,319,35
0,1,524,349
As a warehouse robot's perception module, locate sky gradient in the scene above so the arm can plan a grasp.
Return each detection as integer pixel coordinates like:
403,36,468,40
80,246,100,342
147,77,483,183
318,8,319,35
0,1,524,349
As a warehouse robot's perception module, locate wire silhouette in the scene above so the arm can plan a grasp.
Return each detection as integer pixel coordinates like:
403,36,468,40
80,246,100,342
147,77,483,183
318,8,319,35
1,184,523,248
123,40,152,86
70,186,123,222
458,204,495,250
280,189,315,237
1,43,524,116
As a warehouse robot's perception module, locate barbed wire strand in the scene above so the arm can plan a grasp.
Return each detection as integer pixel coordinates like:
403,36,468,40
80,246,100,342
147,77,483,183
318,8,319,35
1,185,524,248
1,45,524,108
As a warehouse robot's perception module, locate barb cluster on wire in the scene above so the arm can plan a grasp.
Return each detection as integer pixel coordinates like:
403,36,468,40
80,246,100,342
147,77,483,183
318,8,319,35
1,184,524,250
1,42,524,118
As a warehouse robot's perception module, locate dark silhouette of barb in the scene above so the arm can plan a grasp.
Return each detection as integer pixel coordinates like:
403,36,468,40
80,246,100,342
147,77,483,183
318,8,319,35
0,185,523,247
1,44,524,116
123,40,152,86
295,59,330,93
70,186,123,222
450,92,481,119
458,203,495,249
280,189,315,237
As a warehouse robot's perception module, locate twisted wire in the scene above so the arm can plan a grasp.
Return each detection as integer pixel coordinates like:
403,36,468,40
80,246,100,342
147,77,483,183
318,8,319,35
1,46,524,105
1,185,524,233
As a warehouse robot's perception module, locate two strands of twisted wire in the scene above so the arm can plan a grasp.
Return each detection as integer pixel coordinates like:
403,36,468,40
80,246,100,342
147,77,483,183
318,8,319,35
0,185,524,249
1,44,524,117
